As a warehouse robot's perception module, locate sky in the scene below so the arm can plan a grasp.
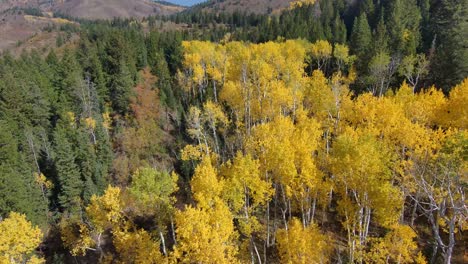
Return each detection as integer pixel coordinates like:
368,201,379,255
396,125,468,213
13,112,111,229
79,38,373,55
164,0,207,6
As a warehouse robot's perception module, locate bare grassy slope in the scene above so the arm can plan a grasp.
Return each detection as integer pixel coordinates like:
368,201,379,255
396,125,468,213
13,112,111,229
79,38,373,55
0,11,76,52
51,0,184,19
0,0,185,19
0,0,40,12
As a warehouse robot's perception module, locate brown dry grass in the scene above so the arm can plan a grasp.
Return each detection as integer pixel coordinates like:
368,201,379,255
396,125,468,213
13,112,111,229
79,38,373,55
51,0,185,20
0,12,78,54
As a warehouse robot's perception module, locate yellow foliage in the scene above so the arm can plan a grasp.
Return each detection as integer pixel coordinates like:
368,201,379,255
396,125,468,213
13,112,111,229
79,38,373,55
333,43,353,66
102,111,112,130
34,172,53,189
290,0,317,9
0,212,43,263
60,220,94,256
113,229,165,264
221,153,273,211
444,78,468,129
65,111,76,126
191,156,224,208
83,117,97,130
393,82,448,127
86,186,124,232
173,201,239,264
331,127,402,227
365,225,426,264
310,40,333,63
181,144,206,161
277,218,332,264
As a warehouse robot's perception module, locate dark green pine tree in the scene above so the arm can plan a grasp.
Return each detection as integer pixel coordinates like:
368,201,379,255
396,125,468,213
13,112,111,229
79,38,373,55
52,50,84,114
77,40,108,108
73,127,98,203
359,0,376,26
351,13,372,57
110,60,134,115
419,0,432,51
350,13,372,72
53,124,83,215
431,0,468,92
332,16,347,44
0,121,48,226
387,0,421,55
152,51,176,108
94,122,112,193
372,12,390,55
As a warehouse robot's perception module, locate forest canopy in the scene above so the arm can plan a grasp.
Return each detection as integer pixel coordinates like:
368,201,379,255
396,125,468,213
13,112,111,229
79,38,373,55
0,0,466,263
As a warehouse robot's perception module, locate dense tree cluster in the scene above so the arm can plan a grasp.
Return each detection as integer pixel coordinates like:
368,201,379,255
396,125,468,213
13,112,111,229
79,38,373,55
0,1,467,263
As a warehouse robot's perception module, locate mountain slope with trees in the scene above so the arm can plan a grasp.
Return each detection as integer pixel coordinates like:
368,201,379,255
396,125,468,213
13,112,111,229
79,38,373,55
0,0,466,263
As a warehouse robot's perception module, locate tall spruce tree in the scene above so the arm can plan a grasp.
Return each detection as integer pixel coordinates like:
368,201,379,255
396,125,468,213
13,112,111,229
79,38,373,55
431,0,468,91
0,121,47,226
53,124,83,215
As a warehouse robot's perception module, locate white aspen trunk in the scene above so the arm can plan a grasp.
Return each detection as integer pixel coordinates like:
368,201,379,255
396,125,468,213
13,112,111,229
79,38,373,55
213,80,218,103
170,216,177,245
211,124,219,154
253,241,262,264
159,230,167,256
311,193,317,224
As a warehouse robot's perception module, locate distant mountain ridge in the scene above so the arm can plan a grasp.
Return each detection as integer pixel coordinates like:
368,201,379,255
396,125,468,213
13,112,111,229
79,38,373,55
0,0,185,19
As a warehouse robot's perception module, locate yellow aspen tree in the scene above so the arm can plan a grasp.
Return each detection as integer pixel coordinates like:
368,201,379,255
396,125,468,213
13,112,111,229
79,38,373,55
364,225,426,264
246,116,297,231
279,40,308,115
173,202,239,264
86,186,125,232
206,44,227,103
393,82,447,127
276,218,332,264
128,167,179,256
442,78,467,129
330,127,402,263
304,71,353,153
181,41,210,101
186,106,210,152
398,54,429,91
310,40,333,70
64,185,168,262
113,228,164,264
203,101,229,154
406,131,467,263
289,0,317,9
290,110,328,226
0,212,44,264
220,153,273,263
173,156,239,263
333,43,355,71
190,155,224,208
61,186,126,256
246,113,326,253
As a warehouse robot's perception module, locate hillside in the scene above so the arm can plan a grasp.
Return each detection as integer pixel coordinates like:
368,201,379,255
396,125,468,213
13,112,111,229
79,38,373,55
0,0,185,19
0,0,185,52
0,9,77,52
0,0,467,263
0,0,39,12
192,0,295,14
49,0,185,20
